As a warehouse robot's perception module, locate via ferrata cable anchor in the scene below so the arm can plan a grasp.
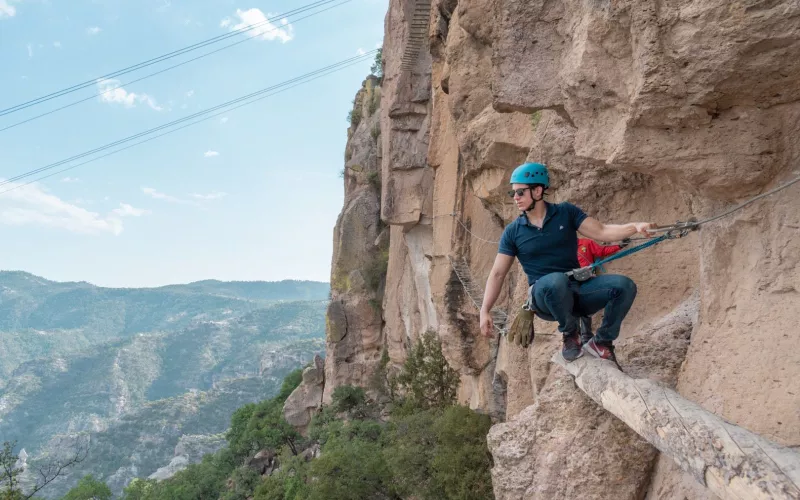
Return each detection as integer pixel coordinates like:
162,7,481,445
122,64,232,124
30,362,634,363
652,217,699,239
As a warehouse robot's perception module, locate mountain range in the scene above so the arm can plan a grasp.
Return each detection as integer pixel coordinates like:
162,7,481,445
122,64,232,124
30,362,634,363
0,271,329,498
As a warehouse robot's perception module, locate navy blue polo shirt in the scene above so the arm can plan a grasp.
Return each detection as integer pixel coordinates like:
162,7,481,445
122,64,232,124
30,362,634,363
498,202,588,285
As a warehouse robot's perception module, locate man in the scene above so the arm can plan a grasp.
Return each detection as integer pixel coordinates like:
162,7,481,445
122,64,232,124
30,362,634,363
576,237,626,345
479,162,655,364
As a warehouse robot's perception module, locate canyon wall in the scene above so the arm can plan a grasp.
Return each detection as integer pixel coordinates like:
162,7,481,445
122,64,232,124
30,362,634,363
293,1,800,497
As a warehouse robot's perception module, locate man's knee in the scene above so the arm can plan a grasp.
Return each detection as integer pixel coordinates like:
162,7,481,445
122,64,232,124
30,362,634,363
609,275,637,300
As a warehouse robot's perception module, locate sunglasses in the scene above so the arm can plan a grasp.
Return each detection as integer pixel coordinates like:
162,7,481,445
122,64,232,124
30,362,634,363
507,187,532,198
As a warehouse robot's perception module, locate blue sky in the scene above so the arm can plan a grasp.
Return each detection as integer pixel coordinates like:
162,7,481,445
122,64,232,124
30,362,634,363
0,0,386,287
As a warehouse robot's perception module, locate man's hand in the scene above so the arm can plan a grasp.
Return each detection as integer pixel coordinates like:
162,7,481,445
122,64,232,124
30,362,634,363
480,310,494,338
632,222,656,238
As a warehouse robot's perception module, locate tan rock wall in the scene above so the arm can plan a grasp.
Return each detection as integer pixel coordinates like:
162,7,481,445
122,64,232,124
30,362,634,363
319,0,800,497
321,77,386,404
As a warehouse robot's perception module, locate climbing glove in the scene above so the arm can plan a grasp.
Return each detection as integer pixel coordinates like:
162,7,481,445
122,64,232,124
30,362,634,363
508,307,535,348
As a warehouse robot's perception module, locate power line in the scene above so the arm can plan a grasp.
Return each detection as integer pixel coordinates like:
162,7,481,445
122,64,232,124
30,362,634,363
0,0,352,133
0,0,340,117
0,51,377,194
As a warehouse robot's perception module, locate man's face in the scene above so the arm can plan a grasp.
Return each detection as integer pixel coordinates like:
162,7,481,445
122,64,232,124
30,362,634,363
510,183,540,210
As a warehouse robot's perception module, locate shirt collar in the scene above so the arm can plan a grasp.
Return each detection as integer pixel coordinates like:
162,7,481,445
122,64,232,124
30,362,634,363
518,202,556,227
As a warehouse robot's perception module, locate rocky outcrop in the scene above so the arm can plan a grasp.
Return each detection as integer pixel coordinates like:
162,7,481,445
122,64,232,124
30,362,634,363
282,354,325,434
322,76,387,404
323,0,800,497
148,434,226,481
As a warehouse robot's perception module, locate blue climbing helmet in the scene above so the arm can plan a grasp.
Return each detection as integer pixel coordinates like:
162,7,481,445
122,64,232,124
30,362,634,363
510,162,550,188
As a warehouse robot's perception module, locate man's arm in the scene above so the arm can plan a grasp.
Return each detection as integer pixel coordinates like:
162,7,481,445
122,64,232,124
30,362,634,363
578,217,655,242
479,253,515,338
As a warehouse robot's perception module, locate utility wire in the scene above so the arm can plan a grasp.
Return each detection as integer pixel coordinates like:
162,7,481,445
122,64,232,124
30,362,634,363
0,0,340,117
0,0,352,133
0,52,377,194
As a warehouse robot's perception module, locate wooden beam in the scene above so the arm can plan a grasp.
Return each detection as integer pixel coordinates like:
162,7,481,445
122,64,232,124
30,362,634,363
552,354,800,500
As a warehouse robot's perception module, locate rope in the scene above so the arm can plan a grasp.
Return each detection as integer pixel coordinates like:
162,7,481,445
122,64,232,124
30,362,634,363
590,234,670,269
693,174,800,227
452,216,500,245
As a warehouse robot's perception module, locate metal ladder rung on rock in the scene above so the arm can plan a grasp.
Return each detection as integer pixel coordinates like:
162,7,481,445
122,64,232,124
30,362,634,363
400,0,432,71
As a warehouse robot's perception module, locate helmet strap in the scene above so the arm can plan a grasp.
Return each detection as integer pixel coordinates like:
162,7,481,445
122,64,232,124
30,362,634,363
522,187,545,213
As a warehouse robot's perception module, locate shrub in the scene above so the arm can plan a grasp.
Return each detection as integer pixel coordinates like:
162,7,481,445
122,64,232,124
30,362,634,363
331,385,366,414
370,48,383,80
367,171,381,191
371,124,381,140
63,474,112,500
306,437,393,500
394,331,459,412
363,250,389,293
429,406,493,500
384,409,439,497
347,103,362,129
530,110,542,130
368,346,394,399
254,454,310,500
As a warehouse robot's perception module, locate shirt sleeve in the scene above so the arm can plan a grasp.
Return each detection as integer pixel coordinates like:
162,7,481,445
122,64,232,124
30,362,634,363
565,202,588,230
599,243,622,258
498,225,517,256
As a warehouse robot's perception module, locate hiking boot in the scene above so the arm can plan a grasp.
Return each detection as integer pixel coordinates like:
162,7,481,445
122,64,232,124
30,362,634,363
583,338,622,371
561,331,583,362
579,329,593,346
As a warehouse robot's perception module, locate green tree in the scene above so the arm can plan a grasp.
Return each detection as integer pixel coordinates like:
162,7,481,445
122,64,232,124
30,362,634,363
384,410,439,498
220,466,260,500
276,368,304,402
394,331,460,411
62,474,112,500
121,478,157,500
227,403,257,459
253,453,310,500
1,441,88,500
430,406,493,500
370,48,383,78
306,437,395,500
1,442,23,500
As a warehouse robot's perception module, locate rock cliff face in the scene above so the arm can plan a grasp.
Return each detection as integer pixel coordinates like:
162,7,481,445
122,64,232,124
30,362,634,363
322,76,388,404
318,0,800,497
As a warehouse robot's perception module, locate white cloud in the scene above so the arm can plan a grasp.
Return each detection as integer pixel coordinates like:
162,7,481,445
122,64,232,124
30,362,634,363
96,79,162,111
0,0,18,19
185,89,194,98
86,26,101,35
26,43,32,58
225,8,293,43
220,117,228,124
112,203,150,217
203,150,219,158
141,186,189,204
142,186,227,206
191,191,227,200
220,17,231,28
53,41,61,49
0,180,123,235
61,177,80,183
356,48,366,56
